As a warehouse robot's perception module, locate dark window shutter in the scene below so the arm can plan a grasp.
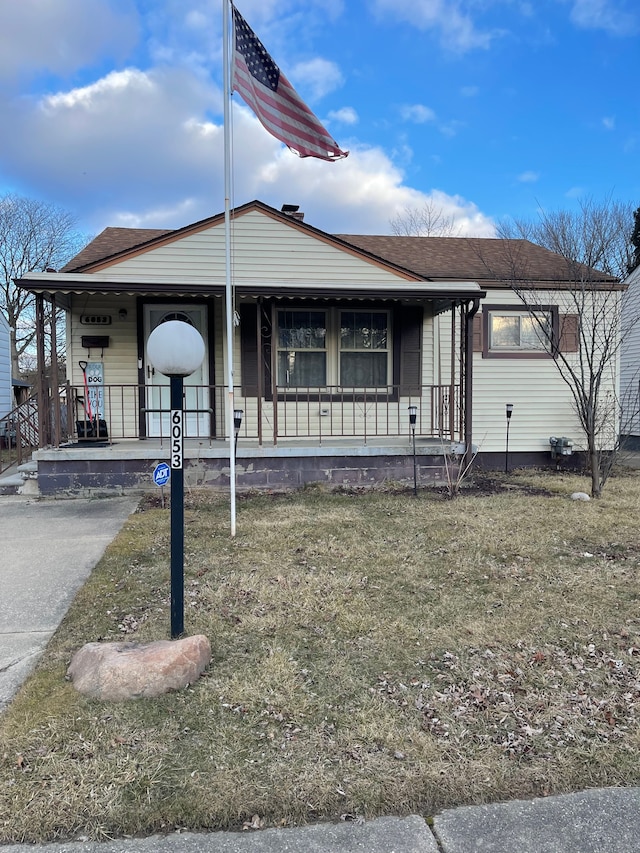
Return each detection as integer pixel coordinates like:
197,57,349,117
473,313,483,352
397,305,423,395
240,303,258,396
559,314,579,352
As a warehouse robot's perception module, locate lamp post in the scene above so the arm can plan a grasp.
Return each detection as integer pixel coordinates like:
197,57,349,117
408,404,418,496
505,403,514,474
146,320,205,638
233,408,243,453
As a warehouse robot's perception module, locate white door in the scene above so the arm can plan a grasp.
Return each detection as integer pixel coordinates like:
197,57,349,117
144,305,209,438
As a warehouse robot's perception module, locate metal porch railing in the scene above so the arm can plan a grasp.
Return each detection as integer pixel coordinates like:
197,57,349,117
46,383,462,447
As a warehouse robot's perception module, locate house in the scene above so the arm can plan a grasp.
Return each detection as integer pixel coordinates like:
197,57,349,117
0,311,11,420
15,200,618,495
620,263,640,449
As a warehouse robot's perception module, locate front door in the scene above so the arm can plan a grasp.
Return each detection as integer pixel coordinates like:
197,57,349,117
144,304,209,438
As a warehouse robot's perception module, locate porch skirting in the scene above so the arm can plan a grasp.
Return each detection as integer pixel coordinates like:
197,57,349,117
33,440,453,497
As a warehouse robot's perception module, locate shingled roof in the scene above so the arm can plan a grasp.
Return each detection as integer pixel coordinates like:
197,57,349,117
61,227,171,272
60,204,618,287
335,235,617,286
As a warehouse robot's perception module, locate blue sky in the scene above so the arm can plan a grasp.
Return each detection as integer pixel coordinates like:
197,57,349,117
0,0,638,238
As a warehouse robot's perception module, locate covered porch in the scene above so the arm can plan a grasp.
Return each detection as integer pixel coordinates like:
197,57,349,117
19,272,484,496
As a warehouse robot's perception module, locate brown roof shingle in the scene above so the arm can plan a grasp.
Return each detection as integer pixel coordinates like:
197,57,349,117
61,227,171,272
59,203,618,287
335,235,617,285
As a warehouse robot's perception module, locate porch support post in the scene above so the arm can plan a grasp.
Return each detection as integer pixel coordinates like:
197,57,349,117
463,298,481,471
50,296,61,447
35,293,49,448
257,297,263,447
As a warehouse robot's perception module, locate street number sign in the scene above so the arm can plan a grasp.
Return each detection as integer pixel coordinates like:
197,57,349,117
170,409,183,469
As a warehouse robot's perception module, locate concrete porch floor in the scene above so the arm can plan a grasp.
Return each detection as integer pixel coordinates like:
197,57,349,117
32,436,454,496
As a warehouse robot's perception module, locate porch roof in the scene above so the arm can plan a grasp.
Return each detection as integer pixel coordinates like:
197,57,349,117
15,271,486,303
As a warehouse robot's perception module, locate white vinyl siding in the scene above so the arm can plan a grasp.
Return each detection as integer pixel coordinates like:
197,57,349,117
88,211,418,285
621,266,640,438
0,312,11,418
69,295,139,438
472,288,609,454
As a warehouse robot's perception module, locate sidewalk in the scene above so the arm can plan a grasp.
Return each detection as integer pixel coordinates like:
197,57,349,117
0,495,139,712
1,787,640,853
1,496,639,852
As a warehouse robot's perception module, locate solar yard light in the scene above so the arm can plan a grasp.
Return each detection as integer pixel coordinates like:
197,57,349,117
233,408,243,452
147,320,205,638
505,403,514,474
408,404,418,496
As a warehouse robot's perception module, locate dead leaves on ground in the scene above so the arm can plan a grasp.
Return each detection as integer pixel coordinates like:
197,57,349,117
376,634,640,759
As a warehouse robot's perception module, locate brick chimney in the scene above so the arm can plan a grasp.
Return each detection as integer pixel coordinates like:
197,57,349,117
281,204,304,222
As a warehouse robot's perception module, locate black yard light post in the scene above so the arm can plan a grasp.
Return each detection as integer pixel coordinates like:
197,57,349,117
408,404,418,496
234,408,243,453
147,320,205,639
505,403,514,474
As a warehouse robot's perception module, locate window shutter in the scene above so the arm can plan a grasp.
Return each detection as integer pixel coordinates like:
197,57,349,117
397,305,423,395
240,303,258,396
559,314,579,353
472,313,483,352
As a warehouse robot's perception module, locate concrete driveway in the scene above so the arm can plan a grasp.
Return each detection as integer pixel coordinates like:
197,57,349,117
0,496,139,712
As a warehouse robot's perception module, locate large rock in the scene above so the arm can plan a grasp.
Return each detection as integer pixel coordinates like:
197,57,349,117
67,635,211,700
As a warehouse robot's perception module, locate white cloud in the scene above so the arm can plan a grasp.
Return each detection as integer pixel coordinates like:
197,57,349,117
400,104,437,124
602,116,615,130
567,0,638,35
0,0,138,81
289,58,344,101
460,86,479,97
517,171,540,183
371,0,498,52
328,107,359,124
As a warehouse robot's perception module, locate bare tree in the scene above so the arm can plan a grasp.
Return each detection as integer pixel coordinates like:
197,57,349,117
390,200,462,237
494,197,637,497
0,194,86,377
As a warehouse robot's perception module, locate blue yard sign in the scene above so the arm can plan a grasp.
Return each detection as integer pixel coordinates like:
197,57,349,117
153,462,171,487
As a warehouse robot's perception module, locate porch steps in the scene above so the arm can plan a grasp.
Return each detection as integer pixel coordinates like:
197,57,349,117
0,461,39,496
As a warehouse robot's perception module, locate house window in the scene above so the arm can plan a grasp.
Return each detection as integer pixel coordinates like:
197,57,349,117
277,310,327,387
339,311,389,386
488,309,553,353
276,308,390,388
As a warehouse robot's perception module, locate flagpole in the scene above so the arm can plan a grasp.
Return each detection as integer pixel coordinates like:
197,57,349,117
222,0,237,537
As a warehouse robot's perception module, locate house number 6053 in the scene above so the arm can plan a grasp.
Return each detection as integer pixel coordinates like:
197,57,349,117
170,409,183,469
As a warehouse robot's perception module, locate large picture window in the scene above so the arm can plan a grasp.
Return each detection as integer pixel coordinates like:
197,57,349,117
276,308,390,388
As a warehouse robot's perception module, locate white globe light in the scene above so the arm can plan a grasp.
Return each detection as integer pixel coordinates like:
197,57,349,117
147,320,205,377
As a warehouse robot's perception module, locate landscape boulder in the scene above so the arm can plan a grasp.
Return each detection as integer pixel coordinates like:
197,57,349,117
67,635,211,701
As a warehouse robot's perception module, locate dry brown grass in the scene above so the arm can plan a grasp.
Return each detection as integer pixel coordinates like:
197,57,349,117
2,469,640,842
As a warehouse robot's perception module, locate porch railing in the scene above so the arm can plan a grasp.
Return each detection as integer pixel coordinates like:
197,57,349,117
46,383,462,447
0,396,39,474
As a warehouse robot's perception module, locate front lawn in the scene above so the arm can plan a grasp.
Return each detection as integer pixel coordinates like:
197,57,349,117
2,471,640,842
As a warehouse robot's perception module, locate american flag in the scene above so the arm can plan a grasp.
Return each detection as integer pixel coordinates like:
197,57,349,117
231,4,348,161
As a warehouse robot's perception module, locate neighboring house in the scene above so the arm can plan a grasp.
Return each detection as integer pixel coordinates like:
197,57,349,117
14,200,618,495
620,263,640,449
0,312,11,419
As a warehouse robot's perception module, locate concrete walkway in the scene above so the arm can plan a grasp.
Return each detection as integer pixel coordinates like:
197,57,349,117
1,495,639,852
0,495,139,712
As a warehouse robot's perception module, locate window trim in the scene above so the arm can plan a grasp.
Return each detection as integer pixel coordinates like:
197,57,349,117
482,304,558,360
